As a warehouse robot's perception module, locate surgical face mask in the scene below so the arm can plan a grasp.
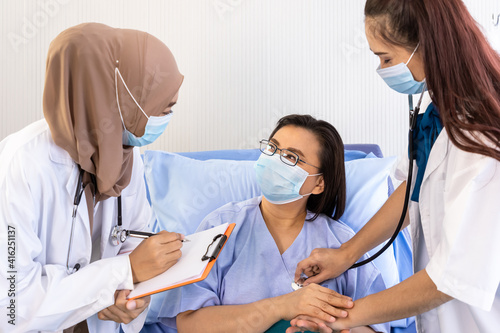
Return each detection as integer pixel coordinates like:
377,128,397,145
115,66,172,147
376,43,426,95
254,153,322,205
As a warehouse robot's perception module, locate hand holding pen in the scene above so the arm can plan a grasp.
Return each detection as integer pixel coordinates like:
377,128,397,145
126,230,190,242
128,230,187,283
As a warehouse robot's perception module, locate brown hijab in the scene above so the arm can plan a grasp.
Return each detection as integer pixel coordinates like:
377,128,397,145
43,23,183,200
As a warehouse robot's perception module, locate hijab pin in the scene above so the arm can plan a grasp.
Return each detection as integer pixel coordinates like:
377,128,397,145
115,60,119,67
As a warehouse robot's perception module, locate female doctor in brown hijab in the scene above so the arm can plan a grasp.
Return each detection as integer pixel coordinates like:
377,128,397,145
0,23,184,332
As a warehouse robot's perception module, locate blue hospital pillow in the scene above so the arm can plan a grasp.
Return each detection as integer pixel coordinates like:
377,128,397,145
341,155,396,232
143,150,396,237
143,151,262,235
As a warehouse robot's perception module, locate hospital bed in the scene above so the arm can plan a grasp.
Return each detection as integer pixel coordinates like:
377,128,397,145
138,144,415,333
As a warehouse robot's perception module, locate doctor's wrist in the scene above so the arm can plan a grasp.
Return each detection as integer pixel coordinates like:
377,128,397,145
128,255,140,284
339,241,362,267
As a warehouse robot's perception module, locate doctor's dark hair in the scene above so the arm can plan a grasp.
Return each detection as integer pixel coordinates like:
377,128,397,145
365,0,500,161
269,114,346,221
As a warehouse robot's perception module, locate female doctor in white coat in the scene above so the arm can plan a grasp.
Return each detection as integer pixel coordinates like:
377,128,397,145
0,23,184,332
290,0,500,332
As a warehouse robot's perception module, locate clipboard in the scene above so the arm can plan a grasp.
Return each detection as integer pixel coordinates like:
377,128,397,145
128,222,235,300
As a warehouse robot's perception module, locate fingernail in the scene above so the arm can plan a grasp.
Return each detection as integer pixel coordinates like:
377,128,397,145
329,316,336,322
341,311,348,317
347,300,354,307
126,300,137,311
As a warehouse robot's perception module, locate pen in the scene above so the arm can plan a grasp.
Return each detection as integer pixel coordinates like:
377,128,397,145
126,230,191,242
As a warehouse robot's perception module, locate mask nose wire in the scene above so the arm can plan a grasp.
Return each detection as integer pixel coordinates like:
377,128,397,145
114,63,149,133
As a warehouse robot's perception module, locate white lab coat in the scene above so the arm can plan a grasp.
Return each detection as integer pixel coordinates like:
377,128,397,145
0,119,152,332
395,95,500,332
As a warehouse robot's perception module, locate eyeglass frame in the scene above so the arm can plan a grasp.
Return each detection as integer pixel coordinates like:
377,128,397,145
259,139,321,169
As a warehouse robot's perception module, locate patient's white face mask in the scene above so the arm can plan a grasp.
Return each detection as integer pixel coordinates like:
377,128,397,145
254,154,322,205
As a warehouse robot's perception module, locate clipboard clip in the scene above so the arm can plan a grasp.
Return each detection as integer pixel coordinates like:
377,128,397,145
201,234,228,262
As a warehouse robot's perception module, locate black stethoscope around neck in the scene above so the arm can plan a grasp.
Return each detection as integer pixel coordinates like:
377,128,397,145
349,89,426,269
66,167,129,274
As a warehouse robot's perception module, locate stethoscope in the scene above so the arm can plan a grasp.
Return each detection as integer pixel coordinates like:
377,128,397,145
66,167,134,274
349,88,426,269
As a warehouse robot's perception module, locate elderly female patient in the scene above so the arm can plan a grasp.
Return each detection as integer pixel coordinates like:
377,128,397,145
157,114,389,333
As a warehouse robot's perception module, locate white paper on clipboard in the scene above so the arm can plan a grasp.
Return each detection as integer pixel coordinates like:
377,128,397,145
128,222,230,299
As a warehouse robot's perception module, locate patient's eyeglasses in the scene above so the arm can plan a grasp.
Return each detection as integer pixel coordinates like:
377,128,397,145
259,139,320,169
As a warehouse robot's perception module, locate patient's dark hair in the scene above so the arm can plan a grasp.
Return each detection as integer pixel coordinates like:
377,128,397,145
269,114,346,221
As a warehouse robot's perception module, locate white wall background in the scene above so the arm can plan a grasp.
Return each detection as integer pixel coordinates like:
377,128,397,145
1,0,499,157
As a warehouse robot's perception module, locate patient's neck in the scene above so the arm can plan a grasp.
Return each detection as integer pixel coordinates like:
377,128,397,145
260,197,307,254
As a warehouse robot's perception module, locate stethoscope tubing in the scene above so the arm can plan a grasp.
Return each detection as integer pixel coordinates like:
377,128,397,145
350,91,425,269
66,168,85,274
67,168,123,273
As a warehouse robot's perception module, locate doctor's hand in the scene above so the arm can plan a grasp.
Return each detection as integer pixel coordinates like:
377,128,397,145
294,248,356,286
98,290,150,324
275,284,354,324
288,315,379,333
129,231,183,283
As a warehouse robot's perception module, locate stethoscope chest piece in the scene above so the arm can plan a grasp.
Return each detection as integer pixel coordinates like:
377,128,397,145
110,225,127,246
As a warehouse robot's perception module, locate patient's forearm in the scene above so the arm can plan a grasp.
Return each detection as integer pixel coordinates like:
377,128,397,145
177,298,282,333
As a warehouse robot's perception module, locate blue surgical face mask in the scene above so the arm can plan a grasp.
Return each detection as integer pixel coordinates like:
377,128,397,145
376,43,426,95
254,153,322,205
115,66,172,147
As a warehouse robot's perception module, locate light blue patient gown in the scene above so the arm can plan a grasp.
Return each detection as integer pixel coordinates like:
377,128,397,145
157,197,390,333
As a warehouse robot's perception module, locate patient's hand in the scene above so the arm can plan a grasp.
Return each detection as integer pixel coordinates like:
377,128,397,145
97,290,150,324
275,284,353,324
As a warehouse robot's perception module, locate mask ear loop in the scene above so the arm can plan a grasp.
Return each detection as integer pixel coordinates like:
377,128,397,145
114,61,149,133
300,172,324,197
308,173,323,177
405,42,420,66
115,62,127,130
